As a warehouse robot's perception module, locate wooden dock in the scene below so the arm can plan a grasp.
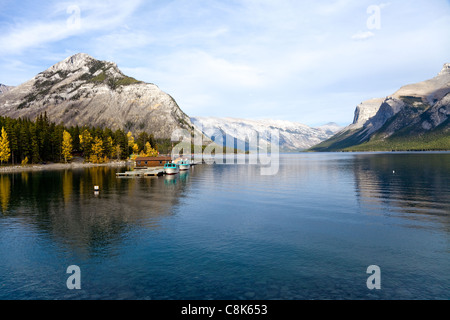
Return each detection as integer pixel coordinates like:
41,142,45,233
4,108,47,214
116,167,165,178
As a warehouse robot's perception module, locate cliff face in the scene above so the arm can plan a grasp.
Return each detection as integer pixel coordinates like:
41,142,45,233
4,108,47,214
311,64,450,151
0,53,195,139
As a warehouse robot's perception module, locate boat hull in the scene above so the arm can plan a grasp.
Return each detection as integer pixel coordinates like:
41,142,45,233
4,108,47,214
165,168,179,175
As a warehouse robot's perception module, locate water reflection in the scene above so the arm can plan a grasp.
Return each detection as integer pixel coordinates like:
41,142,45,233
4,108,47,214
0,175,10,212
0,166,192,257
351,153,450,225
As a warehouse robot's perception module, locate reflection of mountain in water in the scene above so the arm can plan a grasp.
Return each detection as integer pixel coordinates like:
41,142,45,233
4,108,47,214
351,153,450,226
0,166,192,256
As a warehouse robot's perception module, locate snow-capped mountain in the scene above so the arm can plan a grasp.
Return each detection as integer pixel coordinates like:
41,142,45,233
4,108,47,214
191,117,342,151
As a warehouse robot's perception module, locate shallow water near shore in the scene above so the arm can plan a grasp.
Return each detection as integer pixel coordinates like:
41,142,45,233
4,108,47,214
0,153,449,300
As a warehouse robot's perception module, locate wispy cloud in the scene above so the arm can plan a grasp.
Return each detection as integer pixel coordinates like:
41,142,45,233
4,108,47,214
1,0,450,125
0,0,143,55
351,31,375,41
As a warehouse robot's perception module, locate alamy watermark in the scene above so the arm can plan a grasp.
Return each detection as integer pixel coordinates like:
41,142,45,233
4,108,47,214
366,265,381,290
67,5,81,30
366,5,382,31
66,265,81,290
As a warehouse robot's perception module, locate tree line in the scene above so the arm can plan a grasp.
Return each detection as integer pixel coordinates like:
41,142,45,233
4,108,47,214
0,113,160,165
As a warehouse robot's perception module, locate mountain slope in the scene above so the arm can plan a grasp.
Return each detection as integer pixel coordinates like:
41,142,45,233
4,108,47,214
191,117,342,151
311,63,450,151
0,84,13,95
0,53,195,139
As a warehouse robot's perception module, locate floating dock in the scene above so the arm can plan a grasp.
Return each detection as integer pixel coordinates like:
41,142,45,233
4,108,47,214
116,167,165,178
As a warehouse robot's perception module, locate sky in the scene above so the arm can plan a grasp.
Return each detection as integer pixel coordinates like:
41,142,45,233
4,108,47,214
0,0,449,127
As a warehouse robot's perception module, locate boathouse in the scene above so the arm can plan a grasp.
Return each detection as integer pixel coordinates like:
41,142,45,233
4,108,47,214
135,156,172,168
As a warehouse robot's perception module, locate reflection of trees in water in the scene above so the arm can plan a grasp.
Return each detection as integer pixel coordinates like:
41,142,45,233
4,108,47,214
62,170,73,204
0,166,192,257
352,153,450,224
0,175,10,213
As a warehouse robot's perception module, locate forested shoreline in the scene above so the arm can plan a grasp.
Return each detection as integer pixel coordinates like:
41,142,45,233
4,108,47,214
0,113,165,166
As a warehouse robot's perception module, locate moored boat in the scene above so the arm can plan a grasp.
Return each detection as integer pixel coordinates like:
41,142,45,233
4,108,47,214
164,162,180,175
179,159,191,171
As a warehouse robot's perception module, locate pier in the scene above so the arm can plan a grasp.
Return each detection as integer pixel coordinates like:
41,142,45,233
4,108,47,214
116,167,165,178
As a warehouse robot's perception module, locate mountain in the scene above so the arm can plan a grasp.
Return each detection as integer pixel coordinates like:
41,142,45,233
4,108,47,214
311,63,450,151
0,53,196,139
191,117,342,151
0,84,13,95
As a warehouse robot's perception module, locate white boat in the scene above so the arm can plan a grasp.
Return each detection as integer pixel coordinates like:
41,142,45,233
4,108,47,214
164,162,179,175
179,159,191,171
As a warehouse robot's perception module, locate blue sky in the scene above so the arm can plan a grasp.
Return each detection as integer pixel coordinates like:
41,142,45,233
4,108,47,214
0,0,449,126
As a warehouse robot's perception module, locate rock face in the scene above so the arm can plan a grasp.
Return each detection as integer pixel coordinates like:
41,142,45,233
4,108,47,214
0,84,13,95
0,53,195,139
191,117,342,151
311,63,450,151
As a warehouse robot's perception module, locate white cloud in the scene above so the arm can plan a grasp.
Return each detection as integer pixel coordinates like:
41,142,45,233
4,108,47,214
0,0,144,55
1,0,450,125
351,31,375,41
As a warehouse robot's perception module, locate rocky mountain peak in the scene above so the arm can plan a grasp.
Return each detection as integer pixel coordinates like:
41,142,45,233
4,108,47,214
0,54,196,139
47,53,95,73
311,63,450,151
438,63,450,76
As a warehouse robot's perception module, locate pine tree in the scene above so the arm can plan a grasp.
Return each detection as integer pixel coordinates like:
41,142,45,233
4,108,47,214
0,127,11,165
115,144,122,160
62,130,73,163
79,129,93,159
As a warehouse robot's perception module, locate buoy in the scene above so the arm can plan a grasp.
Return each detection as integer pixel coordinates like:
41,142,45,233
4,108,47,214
393,170,395,174
94,186,100,191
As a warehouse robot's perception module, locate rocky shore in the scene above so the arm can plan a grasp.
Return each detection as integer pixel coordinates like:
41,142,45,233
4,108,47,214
0,160,129,173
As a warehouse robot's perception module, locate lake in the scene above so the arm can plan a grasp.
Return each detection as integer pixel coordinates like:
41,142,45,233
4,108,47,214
0,153,449,300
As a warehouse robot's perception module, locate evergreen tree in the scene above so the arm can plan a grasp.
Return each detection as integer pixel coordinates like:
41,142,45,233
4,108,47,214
79,129,93,159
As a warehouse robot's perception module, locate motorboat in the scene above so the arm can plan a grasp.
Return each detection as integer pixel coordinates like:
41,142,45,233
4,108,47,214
178,159,191,171
164,162,180,175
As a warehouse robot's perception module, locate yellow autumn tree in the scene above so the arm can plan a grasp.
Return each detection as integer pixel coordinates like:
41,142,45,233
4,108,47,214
144,142,158,157
62,130,73,163
90,137,104,164
0,127,11,166
132,143,139,154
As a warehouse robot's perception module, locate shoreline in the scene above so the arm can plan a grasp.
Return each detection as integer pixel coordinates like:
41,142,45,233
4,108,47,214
0,160,130,174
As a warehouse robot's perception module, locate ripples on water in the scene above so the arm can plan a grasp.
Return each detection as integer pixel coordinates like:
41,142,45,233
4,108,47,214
0,153,449,300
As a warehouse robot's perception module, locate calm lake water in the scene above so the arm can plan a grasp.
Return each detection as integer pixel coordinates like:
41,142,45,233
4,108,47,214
0,153,449,300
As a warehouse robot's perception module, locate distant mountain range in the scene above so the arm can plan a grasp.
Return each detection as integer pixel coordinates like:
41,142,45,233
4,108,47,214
191,117,342,151
0,53,196,139
311,63,450,151
2,54,447,151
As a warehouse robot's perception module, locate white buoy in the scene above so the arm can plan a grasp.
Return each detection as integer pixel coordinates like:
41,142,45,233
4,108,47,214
94,186,100,191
